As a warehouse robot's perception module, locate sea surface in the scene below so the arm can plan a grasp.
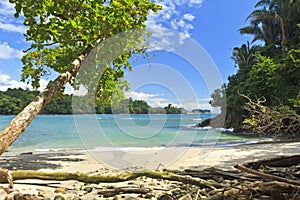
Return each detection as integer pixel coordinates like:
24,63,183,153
0,114,261,152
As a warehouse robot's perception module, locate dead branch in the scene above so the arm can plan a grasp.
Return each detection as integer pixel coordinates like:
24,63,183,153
181,167,255,181
240,94,300,136
98,187,150,197
234,164,300,186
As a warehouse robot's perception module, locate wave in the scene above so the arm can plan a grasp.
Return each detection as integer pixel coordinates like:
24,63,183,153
89,146,167,152
193,118,202,121
33,147,84,152
192,126,234,132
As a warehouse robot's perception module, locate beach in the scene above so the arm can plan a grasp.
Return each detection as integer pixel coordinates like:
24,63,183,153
1,140,299,199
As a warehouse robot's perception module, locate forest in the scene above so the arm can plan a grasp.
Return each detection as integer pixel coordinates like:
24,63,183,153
209,0,300,136
0,88,186,115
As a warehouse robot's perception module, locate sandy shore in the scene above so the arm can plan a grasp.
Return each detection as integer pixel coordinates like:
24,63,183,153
0,141,299,199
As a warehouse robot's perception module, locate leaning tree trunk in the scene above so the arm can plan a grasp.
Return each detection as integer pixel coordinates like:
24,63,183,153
0,54,86,156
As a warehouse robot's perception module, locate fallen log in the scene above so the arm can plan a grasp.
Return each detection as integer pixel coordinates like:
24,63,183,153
244,154,300,169
235,164,300,186
1,170,223,190
182,167,255,181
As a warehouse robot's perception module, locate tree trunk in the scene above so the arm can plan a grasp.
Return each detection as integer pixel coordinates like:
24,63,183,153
279,16,287,51
0,54,86,156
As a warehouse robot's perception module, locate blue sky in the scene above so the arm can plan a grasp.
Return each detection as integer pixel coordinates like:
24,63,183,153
0,0,256,111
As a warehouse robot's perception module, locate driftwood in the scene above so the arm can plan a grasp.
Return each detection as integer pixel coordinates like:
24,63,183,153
0,154,299,199
235,164,300,186
181,167,255,181
98,187,150,197
244,154,300,168
2,170,222,190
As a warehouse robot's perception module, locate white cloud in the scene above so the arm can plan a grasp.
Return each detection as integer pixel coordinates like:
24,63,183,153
179,102,212,111
0,71,77,95
125,91,214,111
0,23,26,34
0,72,49,92
64,83,74,95
183,13,195,21
125,91,170,108
0,0,15,16
0,42,23,59
189,0,203,6
0,73,27,91
146,0,203,51
0,0,26,34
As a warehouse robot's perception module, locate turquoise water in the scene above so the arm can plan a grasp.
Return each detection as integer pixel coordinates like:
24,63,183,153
0,114,259,152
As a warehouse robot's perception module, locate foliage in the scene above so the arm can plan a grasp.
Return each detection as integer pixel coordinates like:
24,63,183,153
164,104,185,114
209,84,226,112
0,88,186,115
210,0,300,135
9,0,161,100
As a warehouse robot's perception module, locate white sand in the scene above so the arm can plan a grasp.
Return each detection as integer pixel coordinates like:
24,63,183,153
0,141,299,199
2,141,299,172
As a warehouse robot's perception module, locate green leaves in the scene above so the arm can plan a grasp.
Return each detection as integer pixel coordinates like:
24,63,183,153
11,0,161,94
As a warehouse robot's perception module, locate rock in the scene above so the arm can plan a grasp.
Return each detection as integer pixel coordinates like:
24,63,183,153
157,194,174,200
8,193,39,200
55,187,67,193
83,186,93,193
171,189,182,197
0,189,8,200
113,195,122,200
4,193,13,200
37,190,47,198
145,193,156,198
124,197,139,200
194,118,210,127
54,195,65,200
179,194,192,200
106,185,115,189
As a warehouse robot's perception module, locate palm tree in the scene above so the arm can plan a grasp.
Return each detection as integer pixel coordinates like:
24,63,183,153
239,8,280,47
240,0,300,51
231,41,256,69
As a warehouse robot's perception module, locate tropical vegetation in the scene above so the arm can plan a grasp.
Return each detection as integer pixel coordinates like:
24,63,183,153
0,88,186,115
210,0,300,136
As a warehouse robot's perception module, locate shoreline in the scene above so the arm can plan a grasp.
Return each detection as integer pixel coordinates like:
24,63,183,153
1,140,299,199
2,139,299,172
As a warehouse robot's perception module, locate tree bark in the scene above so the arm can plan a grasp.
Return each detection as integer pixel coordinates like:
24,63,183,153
0,54,86,156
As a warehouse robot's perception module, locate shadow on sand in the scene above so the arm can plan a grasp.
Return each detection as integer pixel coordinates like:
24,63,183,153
0,152,85,170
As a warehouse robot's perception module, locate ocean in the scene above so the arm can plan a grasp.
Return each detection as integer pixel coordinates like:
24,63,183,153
0,114,260,152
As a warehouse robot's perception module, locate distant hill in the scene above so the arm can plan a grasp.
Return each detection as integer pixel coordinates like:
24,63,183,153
0,88,188,115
